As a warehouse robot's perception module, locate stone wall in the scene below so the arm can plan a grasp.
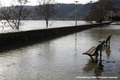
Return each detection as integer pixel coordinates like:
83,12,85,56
0,23,110,46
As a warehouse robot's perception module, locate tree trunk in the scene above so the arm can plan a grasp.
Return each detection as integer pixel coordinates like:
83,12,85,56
46,19,48,28
17,20,20,30
17,7,22,30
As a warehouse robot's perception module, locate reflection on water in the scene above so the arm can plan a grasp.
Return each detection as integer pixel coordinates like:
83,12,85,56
0,24,120,80
83,60,104,78
102,46,111,59
83,45,105,79
74,33,77,55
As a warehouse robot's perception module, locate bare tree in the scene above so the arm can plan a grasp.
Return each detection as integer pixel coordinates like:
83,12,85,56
85,0,113,23
0,0,31,30
0,6,15,29
36,0,56,28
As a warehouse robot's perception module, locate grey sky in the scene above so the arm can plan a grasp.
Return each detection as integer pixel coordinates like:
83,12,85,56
0,0,98,6
55,0,98,4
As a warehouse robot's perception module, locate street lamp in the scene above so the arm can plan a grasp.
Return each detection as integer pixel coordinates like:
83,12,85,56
90,0,92,3
110,11,113,22
74,1,79,26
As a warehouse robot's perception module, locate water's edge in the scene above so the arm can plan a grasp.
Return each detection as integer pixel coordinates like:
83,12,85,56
0,23,110,52
0,23,110,45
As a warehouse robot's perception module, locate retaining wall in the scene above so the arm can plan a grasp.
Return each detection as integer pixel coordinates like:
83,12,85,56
0,23,110,46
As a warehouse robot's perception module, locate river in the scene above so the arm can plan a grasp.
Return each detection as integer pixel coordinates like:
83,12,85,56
0,20,89,33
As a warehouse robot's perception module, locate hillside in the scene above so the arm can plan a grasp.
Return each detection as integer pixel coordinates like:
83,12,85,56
0,0,120,20
27,3,92,20
53,3,92,20
113,0,120,8
26,0,120,20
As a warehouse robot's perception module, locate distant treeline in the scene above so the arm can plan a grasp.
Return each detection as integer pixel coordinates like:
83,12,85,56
0,0,120,20
22,3,93,20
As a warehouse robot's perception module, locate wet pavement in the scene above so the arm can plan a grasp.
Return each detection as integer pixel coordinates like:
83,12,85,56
0,24,120,80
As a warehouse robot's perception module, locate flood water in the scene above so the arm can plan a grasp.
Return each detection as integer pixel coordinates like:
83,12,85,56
0,20,89,33
0,24,120,80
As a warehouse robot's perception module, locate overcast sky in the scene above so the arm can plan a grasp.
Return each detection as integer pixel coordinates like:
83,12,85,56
55,0,98,4
0,0,98,6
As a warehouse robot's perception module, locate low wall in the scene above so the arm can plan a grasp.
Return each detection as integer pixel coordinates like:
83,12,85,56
0,23,110,46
